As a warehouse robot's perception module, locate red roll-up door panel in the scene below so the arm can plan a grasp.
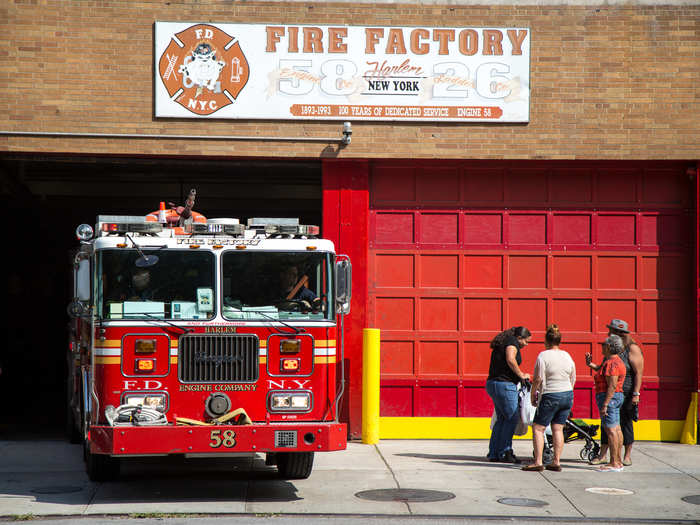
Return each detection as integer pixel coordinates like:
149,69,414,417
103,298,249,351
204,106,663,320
369,161,694,421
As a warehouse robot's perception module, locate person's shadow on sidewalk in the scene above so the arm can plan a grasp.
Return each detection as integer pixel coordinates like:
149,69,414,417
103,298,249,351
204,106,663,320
394,453,594,470
394,452,511,467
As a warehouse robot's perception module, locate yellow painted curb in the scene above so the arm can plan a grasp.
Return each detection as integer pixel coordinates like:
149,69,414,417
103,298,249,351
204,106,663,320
379,417,686,442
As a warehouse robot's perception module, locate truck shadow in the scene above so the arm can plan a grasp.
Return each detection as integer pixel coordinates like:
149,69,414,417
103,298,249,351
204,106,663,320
0,440,303,510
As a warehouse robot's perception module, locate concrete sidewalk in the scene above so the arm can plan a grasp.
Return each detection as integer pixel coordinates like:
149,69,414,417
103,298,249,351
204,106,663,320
0,437,699,521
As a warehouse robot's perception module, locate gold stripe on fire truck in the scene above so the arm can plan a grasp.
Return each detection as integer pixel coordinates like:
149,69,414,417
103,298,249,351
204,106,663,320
97,356,336,365
94,340,338,346
94,340,179,349
95,340,335,350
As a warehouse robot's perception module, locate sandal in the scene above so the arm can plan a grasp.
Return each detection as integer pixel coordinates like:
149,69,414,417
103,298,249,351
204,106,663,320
589,457,607,465
597,465,624,472
622,459,632,466
546,464,562,472
522,464,544,471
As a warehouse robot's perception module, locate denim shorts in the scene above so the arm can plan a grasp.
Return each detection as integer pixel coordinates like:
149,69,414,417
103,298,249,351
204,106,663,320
596,391,624,428
533,391,574,427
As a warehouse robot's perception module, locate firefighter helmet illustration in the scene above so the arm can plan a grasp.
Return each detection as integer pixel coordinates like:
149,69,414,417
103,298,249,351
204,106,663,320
158,24,250,116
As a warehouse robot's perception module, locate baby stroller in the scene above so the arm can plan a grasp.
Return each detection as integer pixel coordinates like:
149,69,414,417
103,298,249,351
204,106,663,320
542,418,600,464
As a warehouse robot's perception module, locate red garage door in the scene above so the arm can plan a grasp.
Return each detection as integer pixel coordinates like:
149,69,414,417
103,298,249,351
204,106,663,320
369,161,694,431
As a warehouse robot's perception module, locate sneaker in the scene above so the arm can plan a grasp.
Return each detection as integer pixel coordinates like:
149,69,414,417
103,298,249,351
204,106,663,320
500,450,521,464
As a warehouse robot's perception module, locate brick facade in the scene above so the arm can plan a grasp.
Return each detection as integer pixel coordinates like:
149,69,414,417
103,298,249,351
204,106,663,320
1,1,699,159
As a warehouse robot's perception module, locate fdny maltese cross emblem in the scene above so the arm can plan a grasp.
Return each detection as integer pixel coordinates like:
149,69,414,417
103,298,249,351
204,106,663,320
158,24,249,116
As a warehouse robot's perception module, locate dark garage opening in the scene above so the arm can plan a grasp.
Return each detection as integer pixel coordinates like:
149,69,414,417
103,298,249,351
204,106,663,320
1,153,322,437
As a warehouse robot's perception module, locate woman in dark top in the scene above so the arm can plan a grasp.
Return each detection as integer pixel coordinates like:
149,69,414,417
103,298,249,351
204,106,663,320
486,326,532,463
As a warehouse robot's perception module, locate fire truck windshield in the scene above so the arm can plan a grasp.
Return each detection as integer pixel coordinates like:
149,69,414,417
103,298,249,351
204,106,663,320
97,249,215,320
222,251,333,321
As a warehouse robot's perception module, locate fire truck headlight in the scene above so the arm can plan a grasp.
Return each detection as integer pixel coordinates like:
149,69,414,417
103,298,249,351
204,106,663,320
271,394,291,409
123,393,167,412
75,224,94,241
269,391,311,412
291,395,309,409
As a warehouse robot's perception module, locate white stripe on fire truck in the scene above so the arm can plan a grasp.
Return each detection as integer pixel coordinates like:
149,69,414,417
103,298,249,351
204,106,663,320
94,347,336,356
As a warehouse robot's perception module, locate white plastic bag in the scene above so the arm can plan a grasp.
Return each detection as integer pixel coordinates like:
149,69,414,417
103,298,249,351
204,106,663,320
490,409,497,430
514,382,537,435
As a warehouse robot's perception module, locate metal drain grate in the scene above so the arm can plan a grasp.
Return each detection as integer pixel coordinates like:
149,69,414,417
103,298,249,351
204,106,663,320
355,488,455,502
498,497,549,507
275,430,297,448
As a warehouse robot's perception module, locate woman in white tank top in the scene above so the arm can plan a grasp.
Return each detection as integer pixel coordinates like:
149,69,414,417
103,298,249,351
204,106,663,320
522,324,576,472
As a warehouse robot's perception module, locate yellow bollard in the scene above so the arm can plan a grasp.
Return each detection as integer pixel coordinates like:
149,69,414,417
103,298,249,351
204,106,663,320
362,328,381,444
680,392,698,445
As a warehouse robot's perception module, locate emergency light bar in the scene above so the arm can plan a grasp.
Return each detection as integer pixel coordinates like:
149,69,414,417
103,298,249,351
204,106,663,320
91,214,319,238
188,222,245,235
96,215,163,236
264,224,320,236
100,222,163,234
247,218,299,227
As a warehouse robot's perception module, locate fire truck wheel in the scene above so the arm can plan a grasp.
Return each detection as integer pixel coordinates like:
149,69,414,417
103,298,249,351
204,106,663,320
85,443,120,482
276,452,314,479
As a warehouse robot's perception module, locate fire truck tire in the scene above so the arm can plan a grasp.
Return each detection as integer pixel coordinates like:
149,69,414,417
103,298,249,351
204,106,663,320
85,443,120,481
276,452,314,479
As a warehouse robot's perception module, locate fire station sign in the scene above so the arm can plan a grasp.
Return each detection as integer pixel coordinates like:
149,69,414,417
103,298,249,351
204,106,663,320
155,22,530,122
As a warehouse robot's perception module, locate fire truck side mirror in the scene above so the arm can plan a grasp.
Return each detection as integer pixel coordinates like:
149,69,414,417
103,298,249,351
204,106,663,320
335,259,352,315
75,259,91,301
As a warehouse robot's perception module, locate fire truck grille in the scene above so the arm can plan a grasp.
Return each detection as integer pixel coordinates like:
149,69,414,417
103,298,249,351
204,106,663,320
275,430,298,448
178,334,259,383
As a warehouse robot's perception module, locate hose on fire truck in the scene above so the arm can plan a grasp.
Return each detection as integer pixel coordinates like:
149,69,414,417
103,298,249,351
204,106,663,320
175,408,252,426
105,404,168,426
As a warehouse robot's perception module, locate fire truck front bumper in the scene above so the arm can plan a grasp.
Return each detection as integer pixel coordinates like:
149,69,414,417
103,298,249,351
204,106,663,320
89,422,347,456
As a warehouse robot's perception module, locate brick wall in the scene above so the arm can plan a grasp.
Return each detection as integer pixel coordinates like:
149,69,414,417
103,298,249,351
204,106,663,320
1,1,699,159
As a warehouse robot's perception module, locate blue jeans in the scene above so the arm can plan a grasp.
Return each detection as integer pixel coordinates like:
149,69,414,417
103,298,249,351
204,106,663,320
486,380,519,460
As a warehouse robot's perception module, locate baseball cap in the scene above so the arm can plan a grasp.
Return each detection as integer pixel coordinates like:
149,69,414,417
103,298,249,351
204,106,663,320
606,318,629,333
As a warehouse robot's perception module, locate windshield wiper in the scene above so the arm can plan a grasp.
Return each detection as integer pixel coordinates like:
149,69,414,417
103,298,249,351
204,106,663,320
124,233,159,267
253,309,303,334
126,312,194,334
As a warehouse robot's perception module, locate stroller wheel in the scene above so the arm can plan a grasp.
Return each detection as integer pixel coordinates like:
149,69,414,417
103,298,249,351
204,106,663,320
543,448,554,465
588,449,599,462
580,447,589,461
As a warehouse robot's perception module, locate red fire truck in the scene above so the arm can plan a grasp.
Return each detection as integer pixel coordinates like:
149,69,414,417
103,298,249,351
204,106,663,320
67,196,351,481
